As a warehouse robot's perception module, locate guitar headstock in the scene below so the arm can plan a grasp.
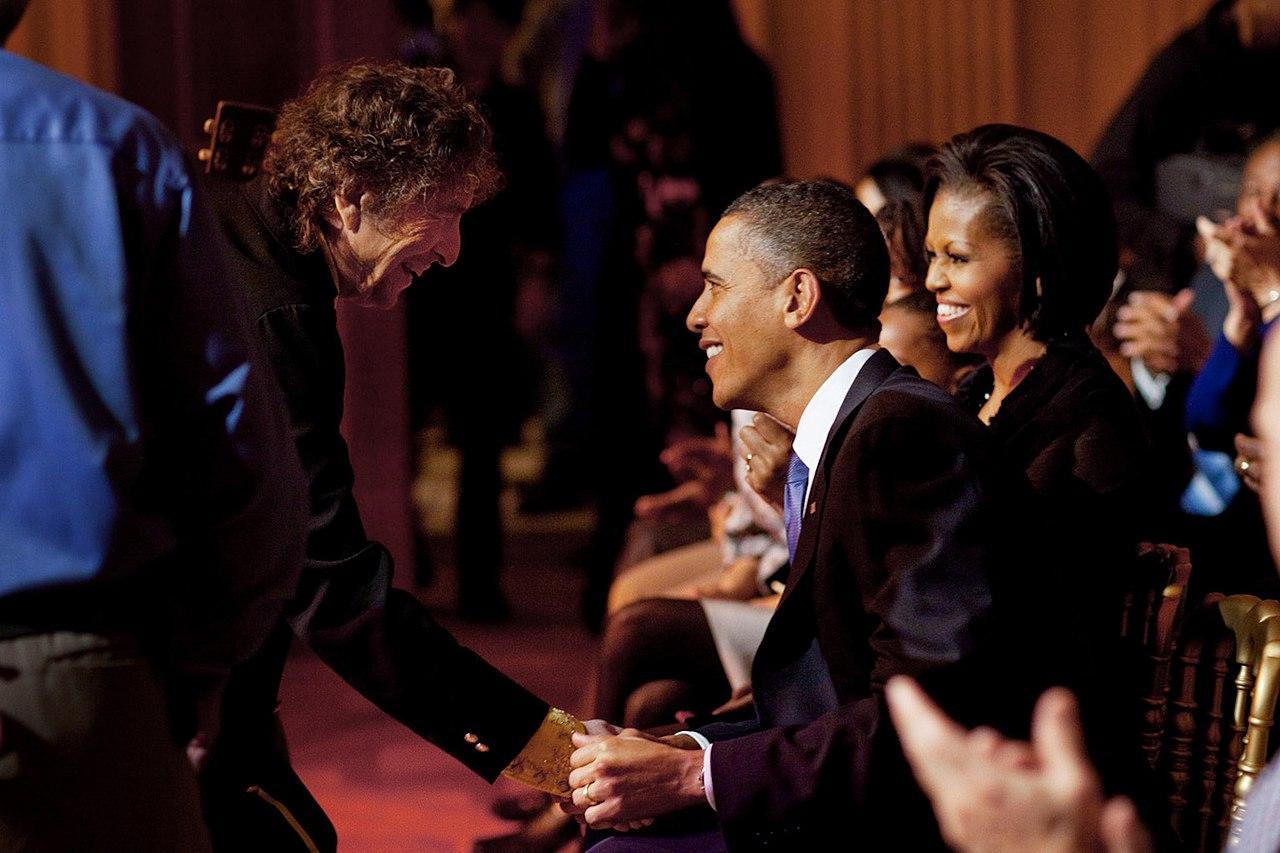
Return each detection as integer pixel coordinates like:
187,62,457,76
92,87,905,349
198,100,276,180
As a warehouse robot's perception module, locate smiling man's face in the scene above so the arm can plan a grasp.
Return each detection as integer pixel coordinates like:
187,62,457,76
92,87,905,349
329,190,472,309
686,215,791,412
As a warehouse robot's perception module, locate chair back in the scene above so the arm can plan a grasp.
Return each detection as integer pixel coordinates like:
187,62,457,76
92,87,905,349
1160,594,1280,851
1122,543,1194,771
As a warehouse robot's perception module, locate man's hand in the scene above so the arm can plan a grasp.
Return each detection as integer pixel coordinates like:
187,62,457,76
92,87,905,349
885,677,1151,853
564,729,706,830
738,413,794,512
1112,289,1209,376
634,423,733,522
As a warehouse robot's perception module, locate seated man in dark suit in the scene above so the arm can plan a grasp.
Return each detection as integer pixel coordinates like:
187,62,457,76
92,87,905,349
564,179,1023,850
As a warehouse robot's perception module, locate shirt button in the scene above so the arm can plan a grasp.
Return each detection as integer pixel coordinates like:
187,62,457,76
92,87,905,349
464,733,479,744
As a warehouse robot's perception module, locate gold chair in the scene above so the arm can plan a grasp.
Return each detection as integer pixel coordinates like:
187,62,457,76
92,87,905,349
1162,594,1280,851
1221,596,1280,848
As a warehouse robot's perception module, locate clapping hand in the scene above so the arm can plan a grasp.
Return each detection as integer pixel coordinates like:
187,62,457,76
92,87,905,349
634,423,733,522
885,676,1150,853
1112,289,1209,375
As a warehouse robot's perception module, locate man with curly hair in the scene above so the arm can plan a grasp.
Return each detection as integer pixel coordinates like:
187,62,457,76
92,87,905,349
201,62,578,851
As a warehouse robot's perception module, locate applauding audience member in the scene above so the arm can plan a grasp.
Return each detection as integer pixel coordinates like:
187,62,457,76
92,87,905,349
1184,132,1280,595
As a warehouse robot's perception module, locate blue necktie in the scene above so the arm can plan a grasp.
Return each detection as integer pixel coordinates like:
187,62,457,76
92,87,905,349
784,452,809,565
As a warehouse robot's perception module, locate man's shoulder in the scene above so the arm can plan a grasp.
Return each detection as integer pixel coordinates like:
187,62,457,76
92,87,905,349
204,176,333,322
1,51,183,162
826,367,986,470
863,367,975,427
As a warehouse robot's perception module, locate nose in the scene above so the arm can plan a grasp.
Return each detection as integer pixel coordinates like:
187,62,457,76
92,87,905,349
924,258,945,293
686,286,709,334
438,219,463,268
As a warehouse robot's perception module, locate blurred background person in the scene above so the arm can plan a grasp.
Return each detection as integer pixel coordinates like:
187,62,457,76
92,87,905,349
544,0,782,629
1092,0,1280,297
1182,129,1280,596
401,0,560,622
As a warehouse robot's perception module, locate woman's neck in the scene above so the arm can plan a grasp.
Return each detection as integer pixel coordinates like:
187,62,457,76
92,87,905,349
978,330,1048,424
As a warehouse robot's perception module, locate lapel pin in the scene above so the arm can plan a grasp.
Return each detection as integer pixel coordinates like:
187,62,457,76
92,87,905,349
808,501,817,515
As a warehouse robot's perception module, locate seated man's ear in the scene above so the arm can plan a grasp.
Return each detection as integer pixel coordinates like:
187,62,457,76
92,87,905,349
328,190,375,233
783,268,822,330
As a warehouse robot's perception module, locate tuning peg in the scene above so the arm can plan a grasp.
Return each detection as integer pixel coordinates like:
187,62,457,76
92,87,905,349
203,118,215,134
197,148,212,162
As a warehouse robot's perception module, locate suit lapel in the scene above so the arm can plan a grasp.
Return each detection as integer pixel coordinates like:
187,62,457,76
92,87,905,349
779,348,900,607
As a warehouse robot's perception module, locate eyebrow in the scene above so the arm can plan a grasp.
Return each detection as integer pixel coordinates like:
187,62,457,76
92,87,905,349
702,268,724,283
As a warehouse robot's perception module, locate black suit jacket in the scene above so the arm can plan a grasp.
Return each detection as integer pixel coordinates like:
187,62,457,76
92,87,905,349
700,349,1016,851
200,177,548,845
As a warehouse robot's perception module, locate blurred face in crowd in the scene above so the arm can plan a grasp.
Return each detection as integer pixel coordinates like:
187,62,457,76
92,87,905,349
689,215,790,413
885,232,925,306
854,177,887,217
325,190,470,309
1239,139,1280,235
879,301,957,391
923,189,1024,362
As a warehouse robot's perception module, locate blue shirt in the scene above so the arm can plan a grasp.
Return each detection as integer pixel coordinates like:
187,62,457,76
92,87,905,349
0,50,302,676
1186,320,1275,452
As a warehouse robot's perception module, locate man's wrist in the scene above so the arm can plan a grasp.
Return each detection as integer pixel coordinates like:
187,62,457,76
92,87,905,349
676,745,708,807
674,730,715,810
666,730,708,750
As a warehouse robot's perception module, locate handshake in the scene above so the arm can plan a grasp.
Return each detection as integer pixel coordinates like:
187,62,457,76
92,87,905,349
502,710,709,831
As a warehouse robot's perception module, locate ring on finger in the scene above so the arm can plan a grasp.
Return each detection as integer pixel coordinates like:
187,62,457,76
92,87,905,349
584,780,599,806
745,452,753,473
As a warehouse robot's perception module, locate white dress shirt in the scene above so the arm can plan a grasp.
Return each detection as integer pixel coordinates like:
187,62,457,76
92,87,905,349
684,347,880,810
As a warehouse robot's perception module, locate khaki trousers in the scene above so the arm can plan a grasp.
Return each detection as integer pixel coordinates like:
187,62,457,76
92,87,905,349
0,631,210,852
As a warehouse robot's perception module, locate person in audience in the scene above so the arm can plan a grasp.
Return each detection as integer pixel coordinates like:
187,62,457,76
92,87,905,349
483,409,789,851
923,123,1160,826
404,0,559,621
1184,131,1280,596
561,178,1041,851
1092,0,1280,295
879,290,981,393
199,62,586,850
592,169,973,739
853,143,935,217
886,323,1280,853
856,144,935,304
0,1,306,847
1188,131,1280,447
926,123,1149,597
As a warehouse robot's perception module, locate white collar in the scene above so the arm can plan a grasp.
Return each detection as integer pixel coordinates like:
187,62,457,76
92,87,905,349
792,347,878,502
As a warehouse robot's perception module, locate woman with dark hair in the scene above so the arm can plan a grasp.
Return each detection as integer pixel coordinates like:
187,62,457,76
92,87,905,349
923,123,1156,830
857,144,935,302
924,123,1144,501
